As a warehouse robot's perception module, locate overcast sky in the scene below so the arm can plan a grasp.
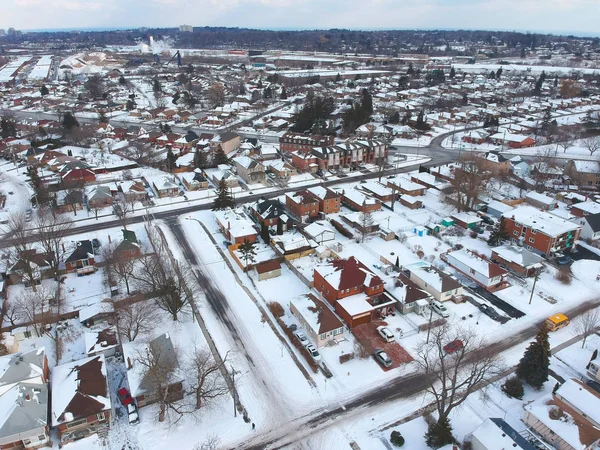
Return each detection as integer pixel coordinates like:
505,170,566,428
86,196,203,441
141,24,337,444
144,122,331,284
2,0,598,36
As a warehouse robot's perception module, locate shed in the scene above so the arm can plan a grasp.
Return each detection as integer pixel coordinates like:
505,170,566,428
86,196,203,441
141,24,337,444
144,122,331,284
254,260,282,281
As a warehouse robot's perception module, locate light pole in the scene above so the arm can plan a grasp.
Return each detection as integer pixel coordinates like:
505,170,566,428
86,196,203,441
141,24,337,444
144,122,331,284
426,302,434,343
529,271,539,305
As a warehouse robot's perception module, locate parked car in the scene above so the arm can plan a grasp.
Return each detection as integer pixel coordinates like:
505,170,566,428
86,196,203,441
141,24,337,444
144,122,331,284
586,379,600,394
306,344,321,362
430,300,450,318
117,387,134,406
443,339,464,354
376,326,395,343
293,330,309,347
127,403,140,425
557,254,573,265
373,349,393,368
479,303,500,320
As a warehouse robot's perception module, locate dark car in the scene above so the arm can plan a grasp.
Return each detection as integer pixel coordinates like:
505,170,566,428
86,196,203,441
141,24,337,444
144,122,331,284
443,339,464,354
479,304,500,320
557,255,573,265
586,379,600,393
117,387,134,406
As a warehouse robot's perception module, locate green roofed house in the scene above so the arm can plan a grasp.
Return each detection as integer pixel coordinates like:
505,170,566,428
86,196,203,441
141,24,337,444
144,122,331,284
115,229,141,259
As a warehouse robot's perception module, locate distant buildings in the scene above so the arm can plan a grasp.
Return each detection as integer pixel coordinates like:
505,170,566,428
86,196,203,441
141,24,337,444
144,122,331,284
179,25,193,33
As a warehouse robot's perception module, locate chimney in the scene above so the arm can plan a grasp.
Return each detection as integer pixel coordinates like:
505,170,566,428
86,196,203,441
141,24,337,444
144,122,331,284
61,243,65,253
108,234,112,243
25,393,31,401
127,357,132,369
228,221,231,230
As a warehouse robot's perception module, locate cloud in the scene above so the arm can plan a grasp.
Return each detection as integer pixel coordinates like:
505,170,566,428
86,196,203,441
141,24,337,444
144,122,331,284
1,0,598,35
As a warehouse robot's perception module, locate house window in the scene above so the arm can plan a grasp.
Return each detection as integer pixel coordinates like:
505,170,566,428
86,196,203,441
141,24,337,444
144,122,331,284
513,230,519,236
96,412,105,421
470,268,475,275
529,237,535,243
24,330,32,338
531,229,537,234
320,333,326,340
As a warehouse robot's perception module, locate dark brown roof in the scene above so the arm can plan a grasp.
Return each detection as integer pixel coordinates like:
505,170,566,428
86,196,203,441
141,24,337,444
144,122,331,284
396,274,430,304
330,256,383,291
255,260,281,274
305,294,343,334
60,357,108,422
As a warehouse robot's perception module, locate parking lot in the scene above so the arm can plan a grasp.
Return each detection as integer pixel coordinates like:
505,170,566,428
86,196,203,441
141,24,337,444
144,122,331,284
353,321,414,370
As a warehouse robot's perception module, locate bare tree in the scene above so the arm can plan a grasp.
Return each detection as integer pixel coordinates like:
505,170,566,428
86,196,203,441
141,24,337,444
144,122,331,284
16,285,55,336
33,208,73,279
112,202,131,230
193,435,221,450
131,229,192,321
188,346,229,410
572,307,600,348
134,340,180,422
582,136,600,156
124,141,159,166
66,125,96,146
102,241,136,295
116,301,160,342
556,127,578,154
84,74,105,100
207,83,226,108
449,154,491,212
5,212,37,291
358,211,374,243
415,324,502,435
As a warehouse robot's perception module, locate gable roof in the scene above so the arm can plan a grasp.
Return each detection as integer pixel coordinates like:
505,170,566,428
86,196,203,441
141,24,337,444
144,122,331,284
584,212,600,232
315,256,383,292
290,294,344,335
51,355,110,426
65,240,94,264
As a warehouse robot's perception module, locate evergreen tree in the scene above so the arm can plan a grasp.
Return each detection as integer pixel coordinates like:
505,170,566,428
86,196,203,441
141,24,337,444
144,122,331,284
40,85,49,96
424,417,454,449
263,86,272,99
502,376,524,399
487,218,509,246
335,73,342,82
407,62,414,75
212,178,235,211
488,70,496,80
0,117,17,138
496,67,503,79
415,110,428,131
517,325,551,390
213,145,229,166
361,89,373,116
238,238,257,272
280,87,288,100
126,99,136,111
194,149,209,170
119,75,127,85
165,148,177,172
389,111,400,124
554,77,559,88
449,67,456,79
62,112,79,131
152,77,161,94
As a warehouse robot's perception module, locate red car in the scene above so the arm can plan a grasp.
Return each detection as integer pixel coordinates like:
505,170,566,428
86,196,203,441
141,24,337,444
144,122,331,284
117,387,134,406
443,339,464,354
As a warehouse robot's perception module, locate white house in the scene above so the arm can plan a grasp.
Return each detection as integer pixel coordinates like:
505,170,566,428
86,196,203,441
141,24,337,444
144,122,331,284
406,263,463,302
445,249,508,290
573,213,600,241
468,418,537,450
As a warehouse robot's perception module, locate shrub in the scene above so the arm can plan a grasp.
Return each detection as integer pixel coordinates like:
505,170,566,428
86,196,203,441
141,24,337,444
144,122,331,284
267,301,285,317
397,233,407,243
416,250,425,259
354,340,370,359
555,268,572,285
502,376,524,400
469,231,478,239
390,430,405,447
462,441,473,450
339,353,355,364
453,243,464,250
424,418,455,448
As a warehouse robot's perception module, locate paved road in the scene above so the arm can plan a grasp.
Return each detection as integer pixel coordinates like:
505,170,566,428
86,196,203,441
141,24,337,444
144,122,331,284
236,299,600,450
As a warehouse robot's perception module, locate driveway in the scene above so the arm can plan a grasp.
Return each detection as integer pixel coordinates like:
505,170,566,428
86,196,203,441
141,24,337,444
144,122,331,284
467,286,525,319
353,321,413,371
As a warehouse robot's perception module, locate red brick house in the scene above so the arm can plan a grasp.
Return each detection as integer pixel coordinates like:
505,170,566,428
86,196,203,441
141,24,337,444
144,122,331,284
286,191,319,220
250,199,288,228
64,240,95,273
51,355,111,446
307,186,341,214
340,188,381,212
502,206,582,256
213,208,258,245
61,168,96,185
279,132,334,153
291,151,318,173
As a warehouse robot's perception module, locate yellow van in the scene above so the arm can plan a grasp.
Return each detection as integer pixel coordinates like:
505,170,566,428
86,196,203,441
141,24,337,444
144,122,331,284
545,313,569,332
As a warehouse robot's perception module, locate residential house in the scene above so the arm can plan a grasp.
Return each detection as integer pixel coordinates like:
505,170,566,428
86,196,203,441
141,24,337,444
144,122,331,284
291,151,318,173
265,159,296,179
525,191,558,211
524,379,600,450
387,176,427,196
178,170,209,191
213,208,258,245
400,195,423,209
570,201,600,218
490,245,544,277
78,301,115,327
510,155,531,178
462,130,489,145
232,156,266,184
279,132,334,153
410,172,449,190
272,234,315,260
210,132,241,155
306,186,341,215
478,151,512,174
119,180,147,201
51,355,111,446
339,188,381,213
389,273,433,314
250,198,288,228
84,327,120,357
122,334,184,408
360,181,395,202
115,229,141,259
502,206,582,256
87,185,114,209
7,250,54,287
564,160,600,187
486,200,514,219
289,294,345,348
57,190,85,214
150,176,180,198
0,349,50,450
314,257,393,327
468,418,537,450
61,168,96,186
286,190,320,221
444,249,509,291
64,240,95,274
211,166,239,188
407,264,463,302
254,260,282,281
302,221,336,245
573,213,600,241
489,132,536,148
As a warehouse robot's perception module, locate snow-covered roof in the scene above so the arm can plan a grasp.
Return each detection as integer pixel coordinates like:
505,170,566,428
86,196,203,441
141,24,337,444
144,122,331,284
388,176,427,192
570,160,600,174
486,200,514,214
51,355,111,426
336,293,374,316
491,245,544,268
361,181,393,197
78,301,114,323
84,327,119,356
470,418,536,450
572,201,600,215
303,221,336,242
213,208,256,240
342,188,380,206
446,249,507,279
408,264,461,294
526,191,556,206
556,379,600,427
290,294,343,335
451,212,482,225
503,206,581,237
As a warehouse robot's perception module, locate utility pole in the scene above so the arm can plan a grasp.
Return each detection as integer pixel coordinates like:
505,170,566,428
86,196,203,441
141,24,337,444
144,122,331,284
231,364,237,417
426,302,434,343
529,272,539,305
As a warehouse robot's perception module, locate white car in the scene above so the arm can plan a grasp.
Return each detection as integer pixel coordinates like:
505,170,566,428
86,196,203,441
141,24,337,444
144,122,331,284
431,300,450,318
293,330,309,347
306,344,321,362
376,326,395,343
127,403,140,425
